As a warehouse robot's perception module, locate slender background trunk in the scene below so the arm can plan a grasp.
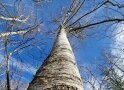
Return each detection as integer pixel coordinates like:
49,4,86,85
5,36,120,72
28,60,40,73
5,39,11,90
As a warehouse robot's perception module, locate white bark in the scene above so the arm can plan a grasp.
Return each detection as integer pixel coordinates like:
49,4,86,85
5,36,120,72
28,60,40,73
27,28,84,90
0,15,29,23
0,31,26,38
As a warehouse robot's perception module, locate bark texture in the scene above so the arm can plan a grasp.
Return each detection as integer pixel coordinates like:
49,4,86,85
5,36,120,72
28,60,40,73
27,28,83,90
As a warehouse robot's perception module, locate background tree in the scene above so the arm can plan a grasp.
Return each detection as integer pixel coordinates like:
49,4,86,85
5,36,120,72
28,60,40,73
100,52,124,90
79,50,124,90
0,0,47,89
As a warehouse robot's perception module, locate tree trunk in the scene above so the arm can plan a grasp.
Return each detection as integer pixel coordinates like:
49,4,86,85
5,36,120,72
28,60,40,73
27,28,84,90
6,70,11,90
5,40,11,90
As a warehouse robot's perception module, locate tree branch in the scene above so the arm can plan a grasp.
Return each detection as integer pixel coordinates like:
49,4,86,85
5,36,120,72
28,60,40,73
0,15,29,23
66,0,108,28
69,18,124,33
107,0,124,8
0,30,27,38
64,0,86,25
66,0,124,28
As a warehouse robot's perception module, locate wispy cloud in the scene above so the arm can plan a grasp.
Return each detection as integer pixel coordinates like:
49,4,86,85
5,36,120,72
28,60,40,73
0,54,37,76
111,23,124,76
10,57,37,75
84,78,100,90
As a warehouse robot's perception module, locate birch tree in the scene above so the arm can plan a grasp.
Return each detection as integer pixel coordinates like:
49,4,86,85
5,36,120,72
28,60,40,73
0,0,43,90
1,0,124,90
27,0,124,90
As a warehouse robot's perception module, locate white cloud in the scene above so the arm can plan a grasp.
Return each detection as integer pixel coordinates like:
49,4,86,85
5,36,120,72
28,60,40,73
0,53,37,76
111,23,124,76
10,57,37,75
84,76,102,90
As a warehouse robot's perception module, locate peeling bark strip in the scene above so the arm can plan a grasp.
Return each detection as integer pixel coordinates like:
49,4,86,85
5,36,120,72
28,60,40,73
27,28,84,90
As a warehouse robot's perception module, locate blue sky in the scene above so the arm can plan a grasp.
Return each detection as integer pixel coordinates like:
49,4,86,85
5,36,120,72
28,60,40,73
0,0,124,89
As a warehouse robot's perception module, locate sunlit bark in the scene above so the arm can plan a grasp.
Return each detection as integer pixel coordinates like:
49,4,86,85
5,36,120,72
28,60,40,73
27,28,83,90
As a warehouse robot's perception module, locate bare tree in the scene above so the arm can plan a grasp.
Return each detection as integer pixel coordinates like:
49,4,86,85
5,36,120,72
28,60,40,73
0,0,44,90
100,52,124,90
27,0,124,90
1,0,124,90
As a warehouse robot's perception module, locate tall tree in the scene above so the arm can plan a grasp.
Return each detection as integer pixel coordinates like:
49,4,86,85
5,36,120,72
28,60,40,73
27,25,84,89
27,0,124,90
0,0,124,90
